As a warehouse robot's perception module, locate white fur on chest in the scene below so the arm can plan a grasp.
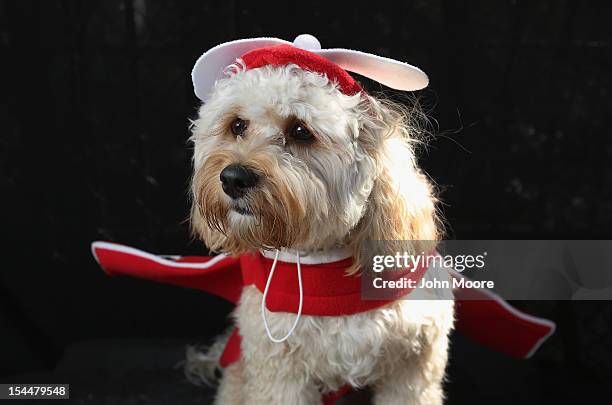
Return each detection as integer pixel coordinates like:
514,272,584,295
235,285,454,392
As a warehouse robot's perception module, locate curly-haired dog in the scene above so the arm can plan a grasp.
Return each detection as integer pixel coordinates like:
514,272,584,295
88,35,555,405
187,47,454,404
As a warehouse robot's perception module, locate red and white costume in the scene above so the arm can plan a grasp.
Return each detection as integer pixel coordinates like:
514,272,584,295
91,241,555,404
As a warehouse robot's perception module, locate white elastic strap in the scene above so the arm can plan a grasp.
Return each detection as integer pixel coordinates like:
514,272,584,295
261,250,303,343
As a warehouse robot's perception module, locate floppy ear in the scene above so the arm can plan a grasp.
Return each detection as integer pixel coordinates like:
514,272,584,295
349,96,440,272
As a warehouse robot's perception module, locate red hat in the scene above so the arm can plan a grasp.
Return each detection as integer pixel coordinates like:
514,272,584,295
192,34,429,101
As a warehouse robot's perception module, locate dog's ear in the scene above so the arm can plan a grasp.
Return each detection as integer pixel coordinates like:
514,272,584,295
350,96,440,271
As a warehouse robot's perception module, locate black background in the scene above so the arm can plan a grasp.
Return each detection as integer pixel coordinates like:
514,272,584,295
1,0,611,403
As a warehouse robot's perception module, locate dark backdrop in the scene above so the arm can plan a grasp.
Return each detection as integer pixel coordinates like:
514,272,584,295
1,0,611,403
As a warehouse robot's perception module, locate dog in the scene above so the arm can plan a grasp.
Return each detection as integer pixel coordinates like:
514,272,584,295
88,36,554,404
186,55,454,404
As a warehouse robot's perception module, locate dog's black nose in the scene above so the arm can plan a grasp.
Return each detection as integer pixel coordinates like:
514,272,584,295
220,164,259,199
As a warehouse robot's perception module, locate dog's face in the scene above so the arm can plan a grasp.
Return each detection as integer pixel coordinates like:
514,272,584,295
191,64,438,255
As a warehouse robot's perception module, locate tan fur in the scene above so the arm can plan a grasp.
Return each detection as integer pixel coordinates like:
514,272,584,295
344,98,441,274
186,63,454,404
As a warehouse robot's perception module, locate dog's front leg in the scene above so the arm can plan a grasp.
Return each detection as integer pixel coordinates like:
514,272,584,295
372,367,445,405
241,358,322,405
371,333,449,405
236,287,322,405
214,362,244,405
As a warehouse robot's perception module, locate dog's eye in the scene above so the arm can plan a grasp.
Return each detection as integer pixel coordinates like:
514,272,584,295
289,122,313,142
230,118,248,136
